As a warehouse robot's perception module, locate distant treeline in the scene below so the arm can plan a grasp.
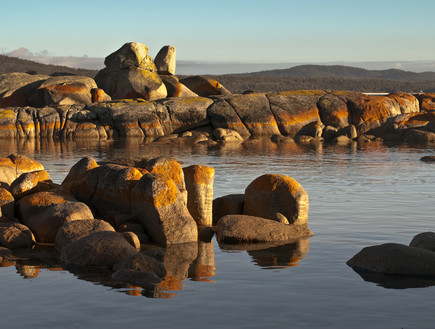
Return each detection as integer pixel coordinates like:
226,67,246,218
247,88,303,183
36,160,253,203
0,55,98,77
212,75,435,94
2,54,435,94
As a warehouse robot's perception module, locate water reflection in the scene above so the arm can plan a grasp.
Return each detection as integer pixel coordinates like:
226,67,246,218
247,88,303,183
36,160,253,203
0,237,311,298
219,238,310,269
350,267,435,289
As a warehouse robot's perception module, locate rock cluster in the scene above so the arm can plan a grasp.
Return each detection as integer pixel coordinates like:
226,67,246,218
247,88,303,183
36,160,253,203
0,153,311,291
347,232,435,287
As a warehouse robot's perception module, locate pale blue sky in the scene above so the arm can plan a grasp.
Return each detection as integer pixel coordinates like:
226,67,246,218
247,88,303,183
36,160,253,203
1,0,434,63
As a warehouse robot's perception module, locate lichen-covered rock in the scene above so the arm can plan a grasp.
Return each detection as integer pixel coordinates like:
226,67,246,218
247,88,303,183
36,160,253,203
244,174,309,225
162,97,213,133
61,156,99,190
142,157,187,204
228,93,280,137
7,154,44,176
267,90,325,138
387,92,419,114
179,76,231,97
416,93,435,112
0,222,35,248
23,200,94,244
70,164,143,217
317,93,349,128
55,219,115,252
409,232,435,252
103,42,155,71
207,99,251,138
212,194,245,226
16,191,71,220
91,88,111,102
160,75,198,98
60,231,138,267
130,173,198,246
95,68,167,101
0,187,15,218
347,243,435,277
10,170,54,200
349,95,401,134
403,129,435,144
0,72,49,107
154,45,176,75
216,215,312,244
183,165,215,228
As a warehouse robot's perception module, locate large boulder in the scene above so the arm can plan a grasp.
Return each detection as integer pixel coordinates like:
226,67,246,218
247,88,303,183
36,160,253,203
130,173,198,246
227,93,280,137
95,42,167,101
207,99,251,138
60,231,138,267
183,165,215,228
215,215,313,244
179,76,231,97
267,90,325,138
347,243,435,277
0,154,45,187
10,170,54,200
317,93,350,128
70,164,143,217
23,200,94,244
244,174,309,225
387,92,419,114
0,72,48,107
154,45,176,75
349,95,402,134
95,68,167,101
61,156,99,190
0,222,35,249
55,219,115,252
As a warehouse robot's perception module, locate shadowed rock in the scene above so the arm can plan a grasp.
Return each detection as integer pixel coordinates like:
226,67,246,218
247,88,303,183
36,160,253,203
216,215,312,244
347,243,435,277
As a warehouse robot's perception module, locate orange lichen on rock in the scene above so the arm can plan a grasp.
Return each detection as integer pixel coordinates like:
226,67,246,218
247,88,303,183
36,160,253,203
145,158,185,187
276,107,319,126
143,174,178,208
249,174,300,194
184,165,214,186
350,95,401,126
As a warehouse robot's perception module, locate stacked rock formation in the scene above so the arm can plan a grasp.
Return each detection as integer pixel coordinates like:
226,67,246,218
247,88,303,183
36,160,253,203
0,153,311,292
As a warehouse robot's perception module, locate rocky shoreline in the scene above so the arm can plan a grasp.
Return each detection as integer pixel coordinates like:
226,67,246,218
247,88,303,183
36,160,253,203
1,42,434,145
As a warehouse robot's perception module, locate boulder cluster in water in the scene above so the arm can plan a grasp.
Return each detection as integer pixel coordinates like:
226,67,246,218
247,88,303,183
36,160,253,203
0,42,435,146
347,233,435,288
0,153,311,291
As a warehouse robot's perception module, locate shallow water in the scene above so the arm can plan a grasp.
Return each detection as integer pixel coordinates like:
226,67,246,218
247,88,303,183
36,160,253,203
1,139,435,328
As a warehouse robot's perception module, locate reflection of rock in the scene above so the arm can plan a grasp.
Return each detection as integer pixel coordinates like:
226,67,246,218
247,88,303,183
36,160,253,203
350,267,435,289
247,238,309,269
219,238,309,269
189,241,216,281
156,242,198,292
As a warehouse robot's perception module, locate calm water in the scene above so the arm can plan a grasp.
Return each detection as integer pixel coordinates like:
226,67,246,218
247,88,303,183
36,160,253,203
1,138,435,328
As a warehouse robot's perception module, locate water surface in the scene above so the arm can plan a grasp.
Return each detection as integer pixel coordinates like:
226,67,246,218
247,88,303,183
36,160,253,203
1,139,435,328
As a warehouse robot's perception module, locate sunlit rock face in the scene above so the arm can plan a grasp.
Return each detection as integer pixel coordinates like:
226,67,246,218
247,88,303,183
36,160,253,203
95,42,167,101
244,174,309,225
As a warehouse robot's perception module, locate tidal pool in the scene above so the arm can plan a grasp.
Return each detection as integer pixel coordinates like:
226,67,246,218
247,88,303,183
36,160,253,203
1,138,435,328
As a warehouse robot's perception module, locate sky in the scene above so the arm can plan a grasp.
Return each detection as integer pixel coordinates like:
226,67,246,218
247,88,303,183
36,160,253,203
1,0,435,64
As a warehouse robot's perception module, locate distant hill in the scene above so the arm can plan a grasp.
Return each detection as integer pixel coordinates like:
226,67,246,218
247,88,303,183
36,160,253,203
0,54,98,77
243,64,435,82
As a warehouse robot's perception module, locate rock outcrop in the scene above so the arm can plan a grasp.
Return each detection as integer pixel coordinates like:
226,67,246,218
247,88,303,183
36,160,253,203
95,42,167,101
